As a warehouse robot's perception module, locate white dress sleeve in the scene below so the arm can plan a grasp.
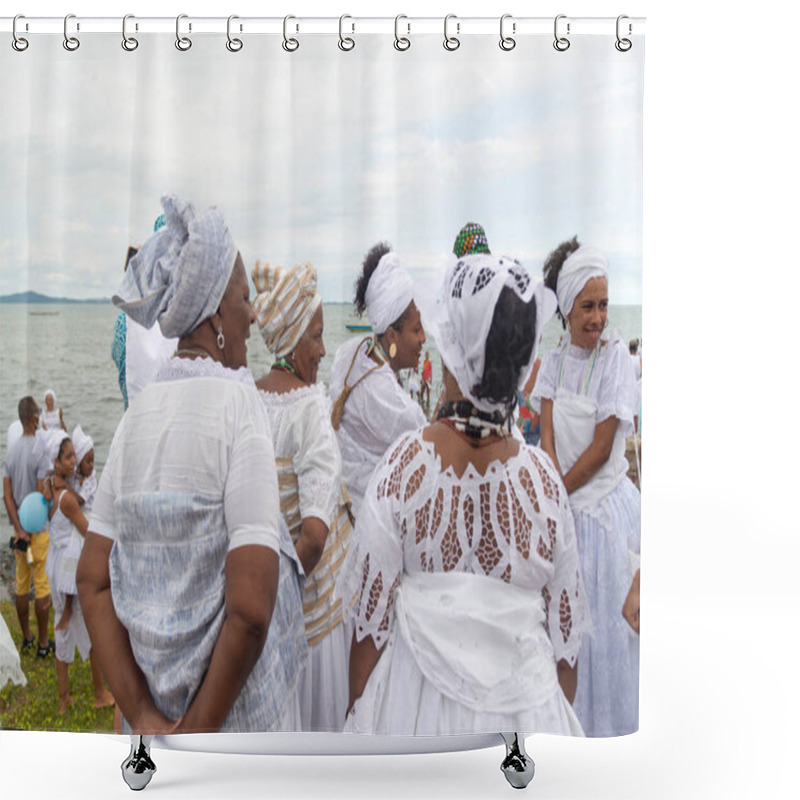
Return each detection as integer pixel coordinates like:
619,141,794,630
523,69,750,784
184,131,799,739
88,421,124,541
294,392,341,526
225,390,281,554
538,456,591,666
530,348,560,413
347,432,417,648
595,339,636,438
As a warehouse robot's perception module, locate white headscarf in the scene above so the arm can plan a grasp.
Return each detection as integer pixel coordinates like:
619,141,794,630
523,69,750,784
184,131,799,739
364,251,415,335
71,425,94,467
42,389,56,406
428,252,557,414
556,245,609,319
113,194,238,339
33,428,69,469
252,261,322,357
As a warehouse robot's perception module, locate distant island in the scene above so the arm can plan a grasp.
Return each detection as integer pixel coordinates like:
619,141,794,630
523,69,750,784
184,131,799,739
0,291,110,305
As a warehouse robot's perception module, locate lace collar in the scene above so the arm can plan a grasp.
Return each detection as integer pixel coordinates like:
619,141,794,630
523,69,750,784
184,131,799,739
258,381,325,407
155,355,257,389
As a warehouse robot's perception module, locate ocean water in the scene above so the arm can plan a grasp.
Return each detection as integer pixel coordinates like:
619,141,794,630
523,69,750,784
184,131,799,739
0,302,641,473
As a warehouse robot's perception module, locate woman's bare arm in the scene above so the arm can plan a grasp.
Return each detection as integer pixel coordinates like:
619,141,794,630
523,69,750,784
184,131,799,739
294,517,329,576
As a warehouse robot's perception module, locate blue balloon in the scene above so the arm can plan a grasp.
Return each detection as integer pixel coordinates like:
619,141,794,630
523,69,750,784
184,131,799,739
18,491,49,534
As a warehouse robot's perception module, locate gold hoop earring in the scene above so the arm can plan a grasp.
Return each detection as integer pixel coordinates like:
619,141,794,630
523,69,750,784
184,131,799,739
389,343,397,359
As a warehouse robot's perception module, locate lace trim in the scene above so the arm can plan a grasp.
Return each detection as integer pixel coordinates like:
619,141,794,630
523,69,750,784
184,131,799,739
258,382,326,407
156,355,256,388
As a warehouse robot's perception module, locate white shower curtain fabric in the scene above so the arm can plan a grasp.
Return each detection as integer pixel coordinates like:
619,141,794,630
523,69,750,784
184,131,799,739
0,28,643,739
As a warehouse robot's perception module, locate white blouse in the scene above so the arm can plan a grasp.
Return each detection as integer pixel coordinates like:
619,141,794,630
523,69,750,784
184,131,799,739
91,356,281,555
342,430,590,668
329,337,426,518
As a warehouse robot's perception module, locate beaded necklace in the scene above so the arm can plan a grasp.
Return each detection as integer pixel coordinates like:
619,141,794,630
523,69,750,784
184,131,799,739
436,400,508,444
272,357,298,378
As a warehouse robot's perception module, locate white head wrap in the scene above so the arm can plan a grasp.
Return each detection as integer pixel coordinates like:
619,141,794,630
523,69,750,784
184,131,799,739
427,252,557,415
113,194,238,339
556,245,609,319
252,261,322,358
42,389,56,405
71,425,94,466
364,251,415,335
33,428,69,469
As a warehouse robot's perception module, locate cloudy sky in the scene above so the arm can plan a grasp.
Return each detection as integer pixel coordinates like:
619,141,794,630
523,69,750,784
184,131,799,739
1,32,643,303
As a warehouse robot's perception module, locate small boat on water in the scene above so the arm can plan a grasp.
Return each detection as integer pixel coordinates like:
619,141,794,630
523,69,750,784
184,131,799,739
345,323,371,332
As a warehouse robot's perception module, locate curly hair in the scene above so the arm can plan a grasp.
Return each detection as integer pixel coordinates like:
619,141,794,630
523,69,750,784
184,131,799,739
353,242,411,332
471,286,537,419
543,236,580,329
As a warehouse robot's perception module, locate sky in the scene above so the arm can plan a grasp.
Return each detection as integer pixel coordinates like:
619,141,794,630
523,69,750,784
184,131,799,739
1,30,643,304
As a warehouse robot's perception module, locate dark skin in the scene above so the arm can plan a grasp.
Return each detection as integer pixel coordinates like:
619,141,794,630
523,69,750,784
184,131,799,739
348,365,578,712
371,301,426,375
77,253,279,734
256,304,329,576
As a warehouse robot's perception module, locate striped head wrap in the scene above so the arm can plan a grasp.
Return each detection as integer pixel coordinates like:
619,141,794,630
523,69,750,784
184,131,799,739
252,261,322,358
452,222,491,258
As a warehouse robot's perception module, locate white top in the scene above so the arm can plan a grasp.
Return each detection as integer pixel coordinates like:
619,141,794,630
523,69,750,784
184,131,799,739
531,333,637,511
40,408,62,431
91,356,281,555
70,471,97,515
329,337,426,517
260,384,339,526
342,430,589,668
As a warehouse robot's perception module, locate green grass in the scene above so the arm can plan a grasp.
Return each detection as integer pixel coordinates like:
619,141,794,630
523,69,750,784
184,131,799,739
1,599,115,732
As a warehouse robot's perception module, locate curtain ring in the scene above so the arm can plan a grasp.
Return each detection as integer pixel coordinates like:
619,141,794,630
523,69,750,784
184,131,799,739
615,15,632,52
63,13,80,51
553,14,570,51
176,14,192,51
499,14,516,51
283,15,299,52
226,15,243,52
12,15,29,52
338,14,355,51
122,14,139,51
443,14,460,51
394,15,410,51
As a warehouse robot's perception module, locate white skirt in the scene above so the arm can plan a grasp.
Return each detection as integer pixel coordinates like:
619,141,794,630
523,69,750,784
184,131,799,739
45,544,92,665
345,627,583,737
297,618,352,732
572,476,641,737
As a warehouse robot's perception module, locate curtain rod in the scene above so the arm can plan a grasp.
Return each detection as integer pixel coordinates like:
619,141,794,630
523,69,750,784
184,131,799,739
2,15,646,37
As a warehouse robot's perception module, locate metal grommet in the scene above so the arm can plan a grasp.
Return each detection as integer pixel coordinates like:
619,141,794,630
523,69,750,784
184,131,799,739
122,14,139,51
226,15,243,52
338,14,355,51
394,15,410,51
12,15,29,52
615,15,632,52
283,15,299,52
443,14,460,51
499,14,516,51
553,14,570,51
63,13,80,51
176,14,192,51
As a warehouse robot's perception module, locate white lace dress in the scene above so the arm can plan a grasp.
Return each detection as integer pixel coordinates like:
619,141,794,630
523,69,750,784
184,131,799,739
329,337,427,518
260,384,354,732
532,333,641,737
340,430,590,736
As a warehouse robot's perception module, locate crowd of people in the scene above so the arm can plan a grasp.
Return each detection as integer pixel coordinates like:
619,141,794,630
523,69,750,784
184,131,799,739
2,194,641,741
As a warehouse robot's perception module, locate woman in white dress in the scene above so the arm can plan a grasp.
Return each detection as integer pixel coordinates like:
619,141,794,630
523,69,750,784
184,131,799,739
341,231,590,736
38,430,114,714
533,238,641,737
252,259,354,731
329,243,427,518
77,195,307,740
40,390,66,432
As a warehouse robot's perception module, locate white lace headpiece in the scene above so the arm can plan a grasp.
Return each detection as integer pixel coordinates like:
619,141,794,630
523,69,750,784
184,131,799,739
556,245,609,318
429,252,557,414
113,194,238,339
71,425,94,466
364,251,415,334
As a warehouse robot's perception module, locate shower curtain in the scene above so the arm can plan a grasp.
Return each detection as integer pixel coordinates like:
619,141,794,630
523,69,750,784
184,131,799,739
0,17,644,748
